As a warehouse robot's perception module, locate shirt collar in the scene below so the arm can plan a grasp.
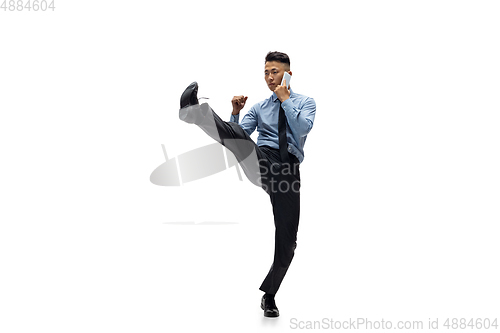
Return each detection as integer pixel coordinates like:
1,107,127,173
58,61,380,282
272,87,294,102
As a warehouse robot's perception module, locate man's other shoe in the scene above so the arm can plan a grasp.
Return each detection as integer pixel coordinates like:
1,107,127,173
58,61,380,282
261,294,279,318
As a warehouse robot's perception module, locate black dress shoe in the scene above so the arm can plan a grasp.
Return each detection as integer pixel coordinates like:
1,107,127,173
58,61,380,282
261,295,279,317
180,81,199,109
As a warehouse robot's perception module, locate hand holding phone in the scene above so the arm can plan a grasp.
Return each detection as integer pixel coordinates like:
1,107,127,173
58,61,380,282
281,72,291,89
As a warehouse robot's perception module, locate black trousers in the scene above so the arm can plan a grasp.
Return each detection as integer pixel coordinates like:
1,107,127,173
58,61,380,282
180,103,301,295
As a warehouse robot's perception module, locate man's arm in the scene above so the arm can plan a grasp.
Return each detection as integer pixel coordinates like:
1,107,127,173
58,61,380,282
230,106,258,136
274,81,316,137
281,97,316,138
230,95,257,136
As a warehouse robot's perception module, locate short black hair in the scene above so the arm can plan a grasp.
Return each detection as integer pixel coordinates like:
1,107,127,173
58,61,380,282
265,51,290,69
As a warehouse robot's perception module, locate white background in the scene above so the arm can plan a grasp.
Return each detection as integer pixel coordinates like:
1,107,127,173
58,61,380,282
1,1,499,332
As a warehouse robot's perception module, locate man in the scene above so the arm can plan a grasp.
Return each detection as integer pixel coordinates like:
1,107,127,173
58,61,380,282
178,51,316,317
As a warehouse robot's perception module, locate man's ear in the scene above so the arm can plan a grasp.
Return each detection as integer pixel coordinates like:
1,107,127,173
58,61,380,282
288,71,293,76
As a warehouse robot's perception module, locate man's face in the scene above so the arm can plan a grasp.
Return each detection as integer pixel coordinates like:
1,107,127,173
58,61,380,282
265,61,290,91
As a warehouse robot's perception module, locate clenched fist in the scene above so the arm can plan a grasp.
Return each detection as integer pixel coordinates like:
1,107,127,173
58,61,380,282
231,95,248,115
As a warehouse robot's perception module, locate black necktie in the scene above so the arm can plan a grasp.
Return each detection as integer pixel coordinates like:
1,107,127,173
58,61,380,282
278,102,290,164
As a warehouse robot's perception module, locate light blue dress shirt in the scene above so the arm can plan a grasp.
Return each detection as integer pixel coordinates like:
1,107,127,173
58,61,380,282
229,88,316,163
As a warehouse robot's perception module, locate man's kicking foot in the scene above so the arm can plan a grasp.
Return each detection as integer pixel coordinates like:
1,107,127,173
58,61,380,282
179,81,208,124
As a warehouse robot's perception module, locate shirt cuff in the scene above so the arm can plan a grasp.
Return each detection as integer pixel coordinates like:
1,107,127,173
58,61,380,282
230,113,240,123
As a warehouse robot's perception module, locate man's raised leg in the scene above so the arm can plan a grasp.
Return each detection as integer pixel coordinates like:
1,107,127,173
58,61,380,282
180,99,266,188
